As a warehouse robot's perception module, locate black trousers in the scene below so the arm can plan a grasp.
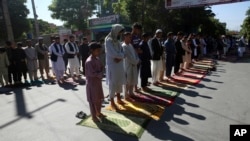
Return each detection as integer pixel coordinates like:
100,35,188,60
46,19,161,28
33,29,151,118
8,65,17,84
141,77,148,88
174,55,183,73
82,57,88,75
63,55,68,70
165,54,175,77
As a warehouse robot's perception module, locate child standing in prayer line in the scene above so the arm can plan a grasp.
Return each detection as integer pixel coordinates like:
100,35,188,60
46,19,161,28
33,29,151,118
85,42,106,122
122,32,140,101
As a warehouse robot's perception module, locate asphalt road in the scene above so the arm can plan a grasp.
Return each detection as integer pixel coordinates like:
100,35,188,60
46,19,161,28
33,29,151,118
0,57,250,141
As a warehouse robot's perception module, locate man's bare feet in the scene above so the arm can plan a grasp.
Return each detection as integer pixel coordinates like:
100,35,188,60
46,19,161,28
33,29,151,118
97,113,107,118
142,87,150,92
110,100,118,111
117,99,125,105
153,81,160,86
125,96,135,102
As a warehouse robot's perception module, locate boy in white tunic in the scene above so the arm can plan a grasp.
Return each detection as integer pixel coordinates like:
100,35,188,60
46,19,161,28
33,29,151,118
122,32,140,101
24,40,38,83
105,24,125,110
65,35,80,80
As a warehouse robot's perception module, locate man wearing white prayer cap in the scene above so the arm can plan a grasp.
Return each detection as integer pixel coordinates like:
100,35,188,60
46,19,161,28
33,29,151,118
151,29,164,85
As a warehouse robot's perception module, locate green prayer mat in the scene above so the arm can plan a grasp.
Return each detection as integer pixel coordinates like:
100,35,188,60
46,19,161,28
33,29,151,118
77,111,149,138
145,87,181,98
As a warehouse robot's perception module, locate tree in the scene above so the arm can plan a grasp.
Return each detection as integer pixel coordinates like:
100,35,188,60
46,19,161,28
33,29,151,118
103,0,225,36
28,19,57,35
240,7,250,39
48,0,98,31
0,0,30,41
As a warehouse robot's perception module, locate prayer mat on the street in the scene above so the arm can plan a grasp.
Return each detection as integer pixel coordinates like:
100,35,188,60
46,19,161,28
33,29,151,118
171,75,201,85
180,71,205,79
106,101,165,120
192,63,214,69
159,80,188,89
132,92,174,107
199,58,215,63
77,111,149,138
63,78,79,85
194,61,215,66
183,68,208,75
145,87,181,98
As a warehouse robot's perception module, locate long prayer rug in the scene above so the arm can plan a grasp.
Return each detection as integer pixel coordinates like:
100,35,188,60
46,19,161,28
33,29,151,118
77,111,149,138
132,92,175,107
106,101,165,120
183,68,208,75
195,60,215,65
180,71,205,79
171,75,201,85
145,87,181,98
192,63,214,69
159,80,188,89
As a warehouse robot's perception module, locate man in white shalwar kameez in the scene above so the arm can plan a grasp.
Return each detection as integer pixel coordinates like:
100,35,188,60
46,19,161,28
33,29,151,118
65,35,80,80
105,24,125,110
122,32,140,101
49,36,65,84
24,40,38,83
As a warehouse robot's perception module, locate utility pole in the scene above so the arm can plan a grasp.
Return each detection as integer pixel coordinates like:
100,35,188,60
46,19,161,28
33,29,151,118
141,0,146,27
1,0,14,41
31,0,39,38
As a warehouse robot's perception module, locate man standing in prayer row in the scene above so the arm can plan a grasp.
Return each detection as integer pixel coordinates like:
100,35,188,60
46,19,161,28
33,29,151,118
13,42,28,84
139,33,152,91
79,37,90,75
50,36,65,84
174,32,184,75
24,40,38,84
131,23,142,92
65,35,80,80
151,29,163,85
35,37,51,80
105,24,125,110
164,32,176,80
122,32,140,101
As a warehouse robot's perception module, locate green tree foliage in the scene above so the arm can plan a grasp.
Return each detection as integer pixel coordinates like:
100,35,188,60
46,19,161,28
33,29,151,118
241,8,250,39
28,19,57,35
0,0,30,41
104,0,225,36
49,0,98,30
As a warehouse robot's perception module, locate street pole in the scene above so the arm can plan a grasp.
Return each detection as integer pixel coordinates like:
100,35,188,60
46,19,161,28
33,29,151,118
31,0,39,38
141,0,145,27
2,0,14,41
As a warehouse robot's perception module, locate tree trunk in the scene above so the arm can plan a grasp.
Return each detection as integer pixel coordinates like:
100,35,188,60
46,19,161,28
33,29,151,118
2,0,14,41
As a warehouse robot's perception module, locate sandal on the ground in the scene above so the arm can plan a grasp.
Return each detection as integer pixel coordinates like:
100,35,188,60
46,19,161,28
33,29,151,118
76,111,87,119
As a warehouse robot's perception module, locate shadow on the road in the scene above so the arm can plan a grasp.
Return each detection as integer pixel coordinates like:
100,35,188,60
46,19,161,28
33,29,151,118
0,96,66,129
182,89,212,99
146,104,196,141
195,84,218,90
14,88,33,118
175,97,199,108
211,80,223,84
210,74,220,77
